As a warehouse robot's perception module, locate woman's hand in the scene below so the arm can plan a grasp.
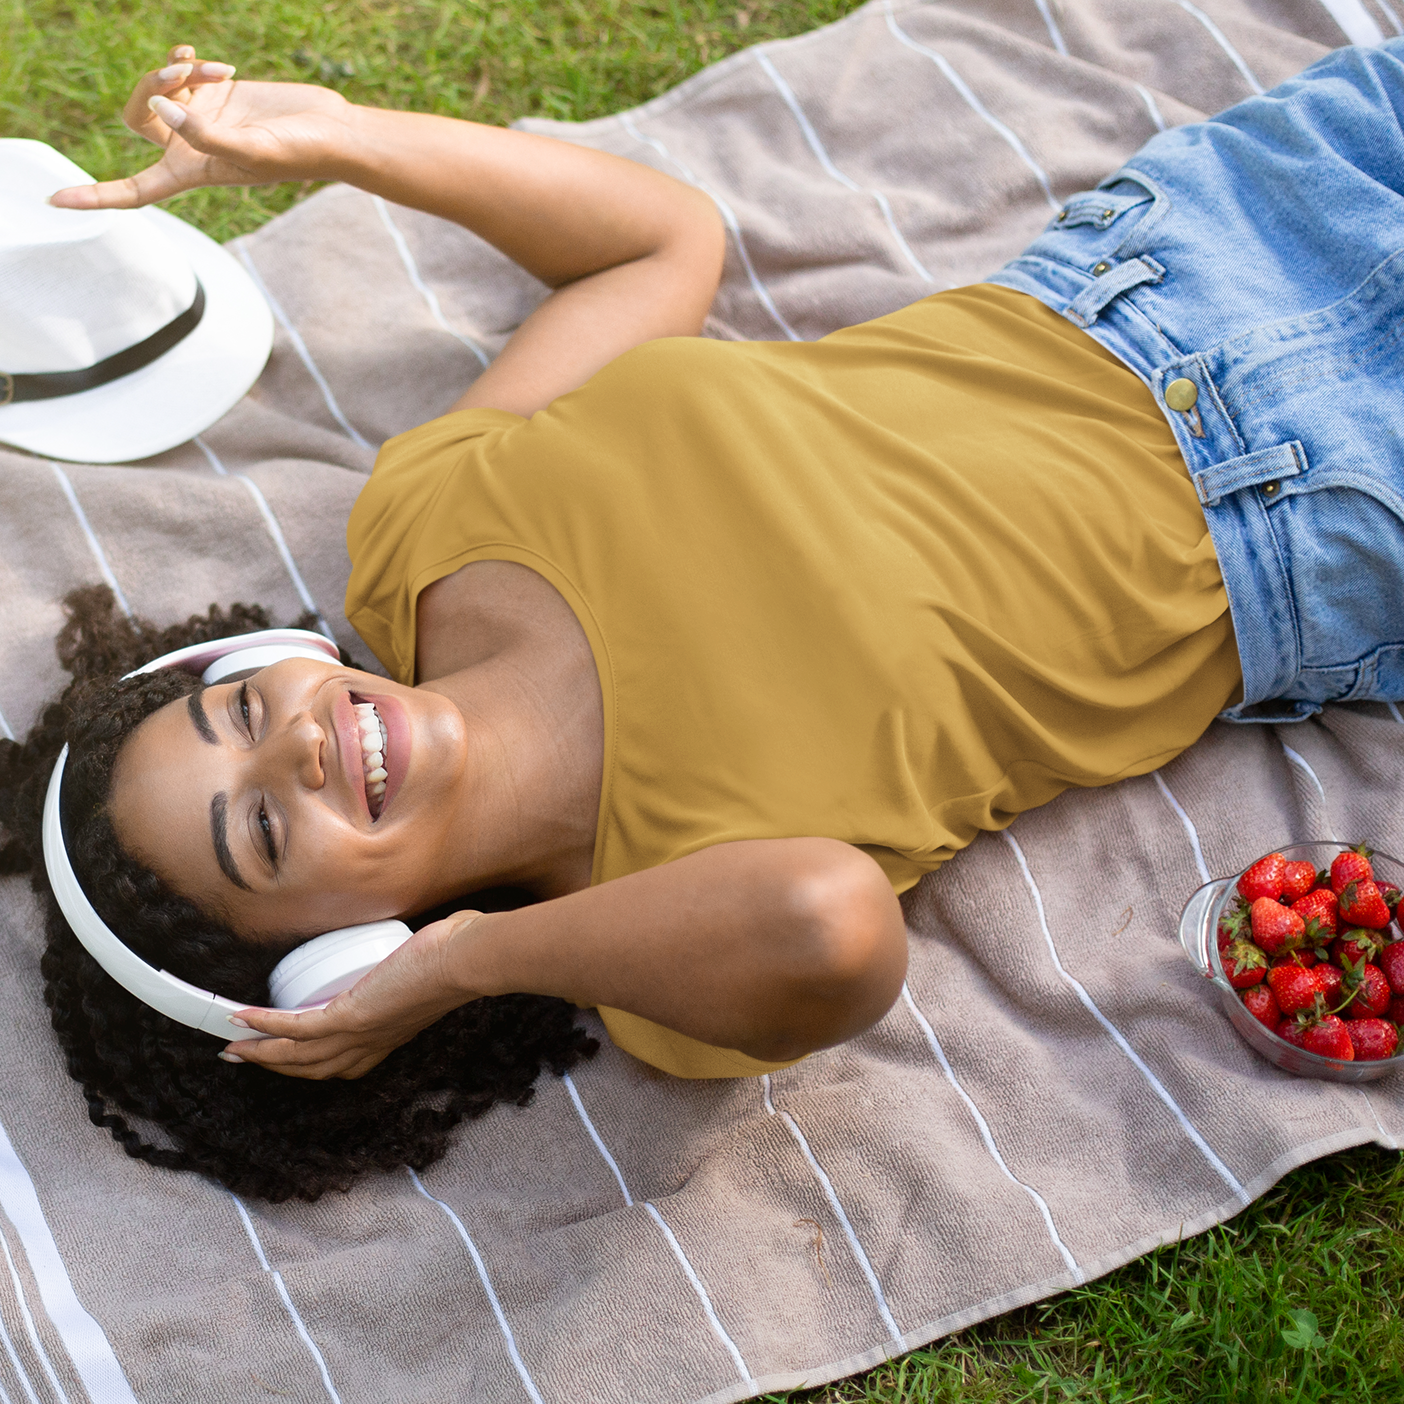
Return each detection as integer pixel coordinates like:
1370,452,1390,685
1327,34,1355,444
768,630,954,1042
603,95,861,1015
221,909,488,1081
49,44,351,210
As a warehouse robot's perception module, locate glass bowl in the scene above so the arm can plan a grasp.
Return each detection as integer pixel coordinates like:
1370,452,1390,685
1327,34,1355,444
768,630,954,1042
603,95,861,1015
1178,840,1404,1082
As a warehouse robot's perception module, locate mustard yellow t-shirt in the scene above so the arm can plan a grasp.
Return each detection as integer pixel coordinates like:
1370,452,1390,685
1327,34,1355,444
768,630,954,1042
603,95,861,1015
346,284,1241,1077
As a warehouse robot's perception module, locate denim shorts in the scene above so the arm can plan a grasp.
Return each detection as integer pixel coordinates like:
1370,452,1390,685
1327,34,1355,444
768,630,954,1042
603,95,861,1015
988,39,1404,722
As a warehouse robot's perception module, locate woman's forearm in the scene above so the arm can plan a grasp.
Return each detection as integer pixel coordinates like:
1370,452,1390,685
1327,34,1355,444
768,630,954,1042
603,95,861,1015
329,107,720,292
446,839,909,1062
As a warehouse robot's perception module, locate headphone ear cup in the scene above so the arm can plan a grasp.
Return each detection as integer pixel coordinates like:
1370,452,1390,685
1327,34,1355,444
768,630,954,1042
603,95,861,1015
268,920,412,1009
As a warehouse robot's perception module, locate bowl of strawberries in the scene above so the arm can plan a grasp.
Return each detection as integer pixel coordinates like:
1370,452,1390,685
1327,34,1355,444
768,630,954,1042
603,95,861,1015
1179,841,1404,1081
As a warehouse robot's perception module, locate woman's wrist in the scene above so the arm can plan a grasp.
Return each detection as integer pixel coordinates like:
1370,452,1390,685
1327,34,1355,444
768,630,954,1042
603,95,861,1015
441,908,510,1000
300,98,374,184
321,105,463,193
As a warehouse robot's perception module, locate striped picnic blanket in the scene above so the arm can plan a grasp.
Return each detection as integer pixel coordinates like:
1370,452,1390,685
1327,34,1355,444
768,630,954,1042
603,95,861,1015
1,2,1401,1401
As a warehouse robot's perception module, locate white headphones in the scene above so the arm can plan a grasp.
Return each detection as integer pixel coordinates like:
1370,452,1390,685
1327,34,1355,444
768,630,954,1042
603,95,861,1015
41,629,411,1043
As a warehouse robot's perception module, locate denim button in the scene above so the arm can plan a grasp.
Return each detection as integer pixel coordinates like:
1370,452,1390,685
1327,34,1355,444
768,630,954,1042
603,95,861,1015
1092,260,1111,275
1262,481,1280,497
1165,378,1199,411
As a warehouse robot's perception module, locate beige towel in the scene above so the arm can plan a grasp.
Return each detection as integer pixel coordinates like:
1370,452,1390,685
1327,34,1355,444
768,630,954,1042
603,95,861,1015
0,3,1399,1400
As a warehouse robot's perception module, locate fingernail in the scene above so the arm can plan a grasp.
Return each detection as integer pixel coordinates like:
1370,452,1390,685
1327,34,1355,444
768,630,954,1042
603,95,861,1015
148,95,186,128
200,62,236,78
217,1052,244,1064
229,1016,250,1028
157,63,193,82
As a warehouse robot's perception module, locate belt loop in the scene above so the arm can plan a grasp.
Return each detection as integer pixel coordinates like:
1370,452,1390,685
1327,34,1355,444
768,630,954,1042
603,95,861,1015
1064,255,1165,327
1193,441,1308,507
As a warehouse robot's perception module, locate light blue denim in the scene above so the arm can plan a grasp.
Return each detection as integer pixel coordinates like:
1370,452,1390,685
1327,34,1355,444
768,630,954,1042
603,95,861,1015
988,40,1404,722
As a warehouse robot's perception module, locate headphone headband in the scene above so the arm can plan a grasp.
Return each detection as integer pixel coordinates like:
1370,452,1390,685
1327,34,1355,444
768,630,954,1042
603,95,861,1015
40,628,410,1041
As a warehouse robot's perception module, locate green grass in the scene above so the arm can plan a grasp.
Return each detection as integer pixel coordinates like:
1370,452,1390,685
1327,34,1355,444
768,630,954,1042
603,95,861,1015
5,3,1403,1400
1,0,866,241
775,1144,1404,1403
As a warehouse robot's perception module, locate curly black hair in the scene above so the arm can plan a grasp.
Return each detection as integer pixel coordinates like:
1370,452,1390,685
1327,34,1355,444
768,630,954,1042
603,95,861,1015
0,585,595,1203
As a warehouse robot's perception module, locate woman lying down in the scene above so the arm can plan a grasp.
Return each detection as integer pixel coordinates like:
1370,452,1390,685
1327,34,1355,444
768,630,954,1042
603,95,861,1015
2,40,1402,1201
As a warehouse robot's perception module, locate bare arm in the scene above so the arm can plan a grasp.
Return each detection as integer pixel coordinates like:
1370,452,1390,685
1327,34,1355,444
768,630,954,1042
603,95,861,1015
52,46,726,416
225,839,909,1080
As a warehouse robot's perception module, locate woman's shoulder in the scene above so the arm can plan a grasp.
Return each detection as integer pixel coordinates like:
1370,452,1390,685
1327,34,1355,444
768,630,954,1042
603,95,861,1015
345,407,523,679
351,405,520,540
376,405,524,483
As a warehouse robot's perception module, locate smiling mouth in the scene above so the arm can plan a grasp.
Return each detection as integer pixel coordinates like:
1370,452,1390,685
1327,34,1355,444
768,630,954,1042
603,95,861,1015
352,701,389,818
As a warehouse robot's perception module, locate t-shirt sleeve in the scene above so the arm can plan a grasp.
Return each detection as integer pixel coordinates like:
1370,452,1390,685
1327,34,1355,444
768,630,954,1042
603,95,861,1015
860,844,938,895
345,407,524,682
596,1006,807,1079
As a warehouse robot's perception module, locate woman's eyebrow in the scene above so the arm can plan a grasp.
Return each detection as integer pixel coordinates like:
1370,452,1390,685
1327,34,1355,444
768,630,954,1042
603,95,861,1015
187,690,218,745
210,791,251,891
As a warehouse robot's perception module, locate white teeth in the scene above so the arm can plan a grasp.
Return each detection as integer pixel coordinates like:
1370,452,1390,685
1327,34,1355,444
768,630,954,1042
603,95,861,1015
352,701,390,816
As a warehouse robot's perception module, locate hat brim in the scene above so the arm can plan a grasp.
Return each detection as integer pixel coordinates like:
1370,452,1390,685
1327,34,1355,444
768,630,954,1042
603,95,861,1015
0,206,274,465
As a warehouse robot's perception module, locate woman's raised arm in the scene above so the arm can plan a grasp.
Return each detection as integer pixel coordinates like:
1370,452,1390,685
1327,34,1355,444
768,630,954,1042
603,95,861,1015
223,838,910,1081
51,45,727,416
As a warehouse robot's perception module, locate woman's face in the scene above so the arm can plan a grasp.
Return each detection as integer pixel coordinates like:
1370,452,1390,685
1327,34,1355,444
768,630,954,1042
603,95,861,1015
108,659,472,940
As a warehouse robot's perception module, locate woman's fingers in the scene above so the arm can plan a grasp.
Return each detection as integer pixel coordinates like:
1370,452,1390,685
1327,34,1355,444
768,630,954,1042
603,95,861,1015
229,1034,346,1067
230,1005,340,1040
48,161,185,210
122,55,237,144
49,94,257,210
223,1030,393,1081
224,1040,368,1081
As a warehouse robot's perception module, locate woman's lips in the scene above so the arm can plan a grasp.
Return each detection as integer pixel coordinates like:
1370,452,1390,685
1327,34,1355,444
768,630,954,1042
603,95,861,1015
355,691,410,819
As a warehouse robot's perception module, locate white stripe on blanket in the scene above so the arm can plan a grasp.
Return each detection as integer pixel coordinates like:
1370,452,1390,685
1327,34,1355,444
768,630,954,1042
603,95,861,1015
0,1118,137,1403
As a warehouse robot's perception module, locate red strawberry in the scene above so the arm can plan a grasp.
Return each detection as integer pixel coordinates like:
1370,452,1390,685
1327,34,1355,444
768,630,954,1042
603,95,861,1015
1302,1014,1355,1060
1267,963,1322,1016
1290,888,1338,940
1241,985,1280,1029
1378,941,1404,994
1344,963,1391,1020
1388,994,1404,1025
1339,879,1391,930
1331,929,1385,967
1346,1018,1399,1061
1223,940,1268,988
1378,881,1402,917
1238,853,1287,902
1330,844,1375,895
1315,963,1344,1005
1251,897,1305,956
1281,860,1317,903
1277,1018,1309,1049
1272,950,1319,969
1217,896,1251,952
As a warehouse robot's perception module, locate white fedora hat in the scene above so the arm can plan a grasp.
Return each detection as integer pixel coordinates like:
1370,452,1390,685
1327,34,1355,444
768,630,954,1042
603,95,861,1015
0,139,274,464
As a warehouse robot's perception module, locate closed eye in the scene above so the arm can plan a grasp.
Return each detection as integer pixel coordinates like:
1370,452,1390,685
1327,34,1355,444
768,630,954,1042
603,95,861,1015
257,802,278,870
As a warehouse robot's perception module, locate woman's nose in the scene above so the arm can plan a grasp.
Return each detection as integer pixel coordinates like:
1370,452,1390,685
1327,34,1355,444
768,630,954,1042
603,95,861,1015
268,710,326,789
